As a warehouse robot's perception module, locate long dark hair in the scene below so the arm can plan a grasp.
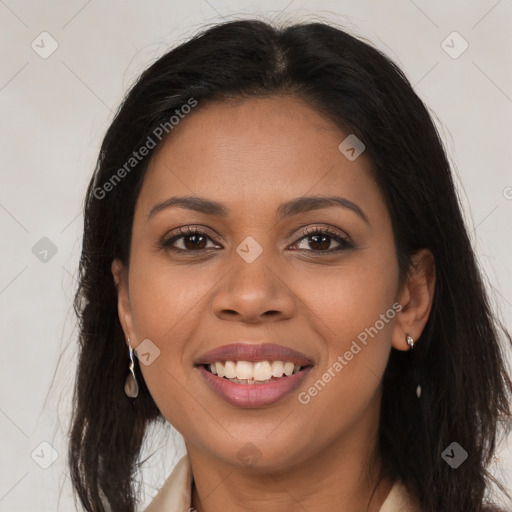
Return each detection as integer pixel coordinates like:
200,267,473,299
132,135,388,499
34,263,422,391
69,19,512,511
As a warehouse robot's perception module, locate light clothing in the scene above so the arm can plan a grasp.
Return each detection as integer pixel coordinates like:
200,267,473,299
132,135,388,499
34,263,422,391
144,454,420,511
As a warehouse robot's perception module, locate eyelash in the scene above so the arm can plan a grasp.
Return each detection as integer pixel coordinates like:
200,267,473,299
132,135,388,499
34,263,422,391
159,225,353,254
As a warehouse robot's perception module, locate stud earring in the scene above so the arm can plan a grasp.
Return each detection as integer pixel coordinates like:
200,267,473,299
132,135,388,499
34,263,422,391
406,334,415,350
124,339,139,399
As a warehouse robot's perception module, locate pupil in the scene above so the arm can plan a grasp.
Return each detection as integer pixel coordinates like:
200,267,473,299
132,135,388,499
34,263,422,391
185,234,206,250
310,235,330,250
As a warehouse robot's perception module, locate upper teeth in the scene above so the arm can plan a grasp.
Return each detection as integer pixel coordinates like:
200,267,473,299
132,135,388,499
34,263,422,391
209,361,301,381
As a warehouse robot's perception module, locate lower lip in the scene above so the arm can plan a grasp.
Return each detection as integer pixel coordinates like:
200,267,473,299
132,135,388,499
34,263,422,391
197,365,312,408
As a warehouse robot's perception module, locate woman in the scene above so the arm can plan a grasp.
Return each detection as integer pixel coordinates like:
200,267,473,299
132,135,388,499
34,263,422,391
68,19,512,512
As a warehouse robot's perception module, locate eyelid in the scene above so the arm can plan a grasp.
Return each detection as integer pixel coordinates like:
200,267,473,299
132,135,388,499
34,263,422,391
297,225,350,242
163,225,222,244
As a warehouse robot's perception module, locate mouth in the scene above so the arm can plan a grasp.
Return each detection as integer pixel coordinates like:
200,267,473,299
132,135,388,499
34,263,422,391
195,343,314,408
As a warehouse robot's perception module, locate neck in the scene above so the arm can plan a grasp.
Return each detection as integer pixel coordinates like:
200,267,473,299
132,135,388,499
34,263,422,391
187,395,393,512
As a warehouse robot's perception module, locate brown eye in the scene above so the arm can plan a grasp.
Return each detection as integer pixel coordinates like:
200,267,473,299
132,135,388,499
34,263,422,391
182,233,208,250
306,234,332,251
161,227,222,252
291,228,352,253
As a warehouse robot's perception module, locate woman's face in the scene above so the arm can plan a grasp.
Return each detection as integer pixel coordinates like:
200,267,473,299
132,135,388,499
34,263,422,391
114,95,411,472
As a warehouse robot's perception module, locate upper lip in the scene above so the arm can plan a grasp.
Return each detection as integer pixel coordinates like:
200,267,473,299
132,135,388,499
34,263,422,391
195,343,314,366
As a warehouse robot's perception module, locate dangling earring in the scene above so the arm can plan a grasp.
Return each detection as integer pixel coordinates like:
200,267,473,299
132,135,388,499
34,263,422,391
124,339,139,399
406,334,422,398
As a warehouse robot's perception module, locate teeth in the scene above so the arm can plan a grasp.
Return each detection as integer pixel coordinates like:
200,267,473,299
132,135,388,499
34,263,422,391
207,360,303,382
271,361,284,377
224,361,237,379
236,361,253,380
284,362,294,376
253,361,272,381
215,361,225,378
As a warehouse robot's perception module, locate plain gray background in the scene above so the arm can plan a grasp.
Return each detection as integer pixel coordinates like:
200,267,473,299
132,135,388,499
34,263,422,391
1,1,511,510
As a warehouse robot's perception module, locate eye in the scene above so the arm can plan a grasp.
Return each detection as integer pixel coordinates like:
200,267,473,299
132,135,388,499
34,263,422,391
290,226,352,253
160,226,222,252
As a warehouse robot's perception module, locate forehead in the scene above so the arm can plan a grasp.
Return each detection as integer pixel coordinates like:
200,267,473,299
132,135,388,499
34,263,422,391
137,95,382,220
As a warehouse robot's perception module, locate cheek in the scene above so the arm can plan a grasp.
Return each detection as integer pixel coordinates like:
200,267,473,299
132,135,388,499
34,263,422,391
295,298,394,448
291,246,399,350
125,252,214,419
127,252,213,343
292,248,398,424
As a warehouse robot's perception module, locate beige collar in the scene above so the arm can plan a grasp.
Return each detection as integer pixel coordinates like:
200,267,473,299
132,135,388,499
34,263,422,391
144,454,420,512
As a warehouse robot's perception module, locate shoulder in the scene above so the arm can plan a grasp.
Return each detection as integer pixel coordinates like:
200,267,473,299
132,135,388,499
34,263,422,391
379,482,509,512
143,455,192,512
379,480,422,512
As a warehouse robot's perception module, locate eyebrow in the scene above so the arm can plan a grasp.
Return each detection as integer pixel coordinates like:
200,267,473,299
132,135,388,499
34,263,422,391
147,195,369,224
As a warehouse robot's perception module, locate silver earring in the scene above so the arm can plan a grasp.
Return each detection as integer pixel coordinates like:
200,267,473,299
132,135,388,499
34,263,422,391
124,339,139,399
406,334,421,398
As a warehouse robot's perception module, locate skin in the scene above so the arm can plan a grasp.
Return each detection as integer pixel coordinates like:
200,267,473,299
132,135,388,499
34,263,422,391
112,95,435,512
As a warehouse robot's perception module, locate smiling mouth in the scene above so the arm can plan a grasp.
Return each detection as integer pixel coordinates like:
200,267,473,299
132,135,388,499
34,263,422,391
201,360,310,384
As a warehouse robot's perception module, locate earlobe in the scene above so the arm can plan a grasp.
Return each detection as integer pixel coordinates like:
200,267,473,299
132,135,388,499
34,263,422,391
391,249,436,351
111,259,135,347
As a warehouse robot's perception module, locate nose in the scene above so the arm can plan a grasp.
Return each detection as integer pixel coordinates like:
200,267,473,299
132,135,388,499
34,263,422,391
211,250,296,324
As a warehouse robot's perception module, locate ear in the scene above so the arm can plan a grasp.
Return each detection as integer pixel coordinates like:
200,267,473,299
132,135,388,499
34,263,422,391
391,249,436,351
111,258,136,348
